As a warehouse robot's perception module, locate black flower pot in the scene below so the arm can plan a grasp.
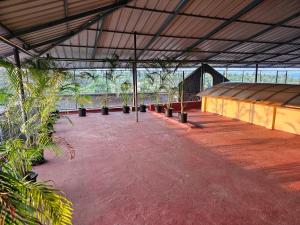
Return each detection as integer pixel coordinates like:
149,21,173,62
123,106,130,113
31,150,46,166
26,171,38,182
155,105,162,113
165,108,173,117
140,104,147,112
179,112,188,123
101,107,109,115
78,108,86,117
50,110,60,119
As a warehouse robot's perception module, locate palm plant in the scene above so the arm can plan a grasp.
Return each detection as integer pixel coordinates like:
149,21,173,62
120,81,131,113
0,169,72,225
144,58,182,113
0,57,73,223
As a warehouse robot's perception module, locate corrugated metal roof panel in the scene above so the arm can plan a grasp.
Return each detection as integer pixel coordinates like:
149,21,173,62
197,40,239,52
163,16,222,38
243,54,276,62
266,55,298,62
285,16,300,27
183,0,253,19
254,27,300,42
240,0,300,23
230,42,277,53
213,22,270,40
265,45,300,54
182,52,216,61
0,0,300,68
67,0,114,15
0,0,64,30
210,53,250,61
149,36,195,51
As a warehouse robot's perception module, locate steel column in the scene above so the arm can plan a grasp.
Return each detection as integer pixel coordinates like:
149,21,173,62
133,32,138,122
285,71,288,84
255,64,258,83
200,63,204,92
13,48,27,122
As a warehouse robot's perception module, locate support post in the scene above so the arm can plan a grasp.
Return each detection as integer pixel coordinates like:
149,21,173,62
133,32,138,122
13,48,27,123
275,70,278,83
284,70,288,84
255,64,258,83
181,71,185,111
74,70,78,109
200,63,204,92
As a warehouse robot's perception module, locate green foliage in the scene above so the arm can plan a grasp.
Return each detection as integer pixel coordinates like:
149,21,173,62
74,90,92,108
0,170,72,225
0,57,73,224
144,58,182,106
120,81,131,106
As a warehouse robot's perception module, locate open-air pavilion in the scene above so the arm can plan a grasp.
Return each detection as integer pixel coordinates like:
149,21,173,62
0,0,300,225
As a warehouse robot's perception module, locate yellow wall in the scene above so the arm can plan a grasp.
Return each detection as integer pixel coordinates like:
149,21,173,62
251,103,275,129
237,101,253,123
203,96,300,135
274,107,300,135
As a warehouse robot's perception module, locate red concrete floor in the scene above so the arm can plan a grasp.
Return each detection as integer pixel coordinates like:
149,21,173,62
35,110,300,225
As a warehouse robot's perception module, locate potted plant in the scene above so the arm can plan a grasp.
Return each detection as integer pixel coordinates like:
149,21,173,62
144,58,183,113
164,74,179,117
0,58,73,224
74,90,92,117
165,86,177,117
101,96,109,115
139,82,147,112
178,73,187,123
100,71,111,115
120,81,131,113
144,72,163,113
139,92,147,112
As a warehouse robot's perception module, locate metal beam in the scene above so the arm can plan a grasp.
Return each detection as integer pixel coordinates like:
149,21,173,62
91,18,105,59
0,23,35,52
87,28,300,46
205,11,300,63
137,0,190,58
36,5,123,56
234,34,300,64
125,5,300,30
5,0,130,39
173,0,263,59
0,35,35,57
42,57,300,65
63,0,69,32
56,44,299,56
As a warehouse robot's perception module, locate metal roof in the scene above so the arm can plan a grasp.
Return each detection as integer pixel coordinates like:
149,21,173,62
200,82,300,108
0,0,300,69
